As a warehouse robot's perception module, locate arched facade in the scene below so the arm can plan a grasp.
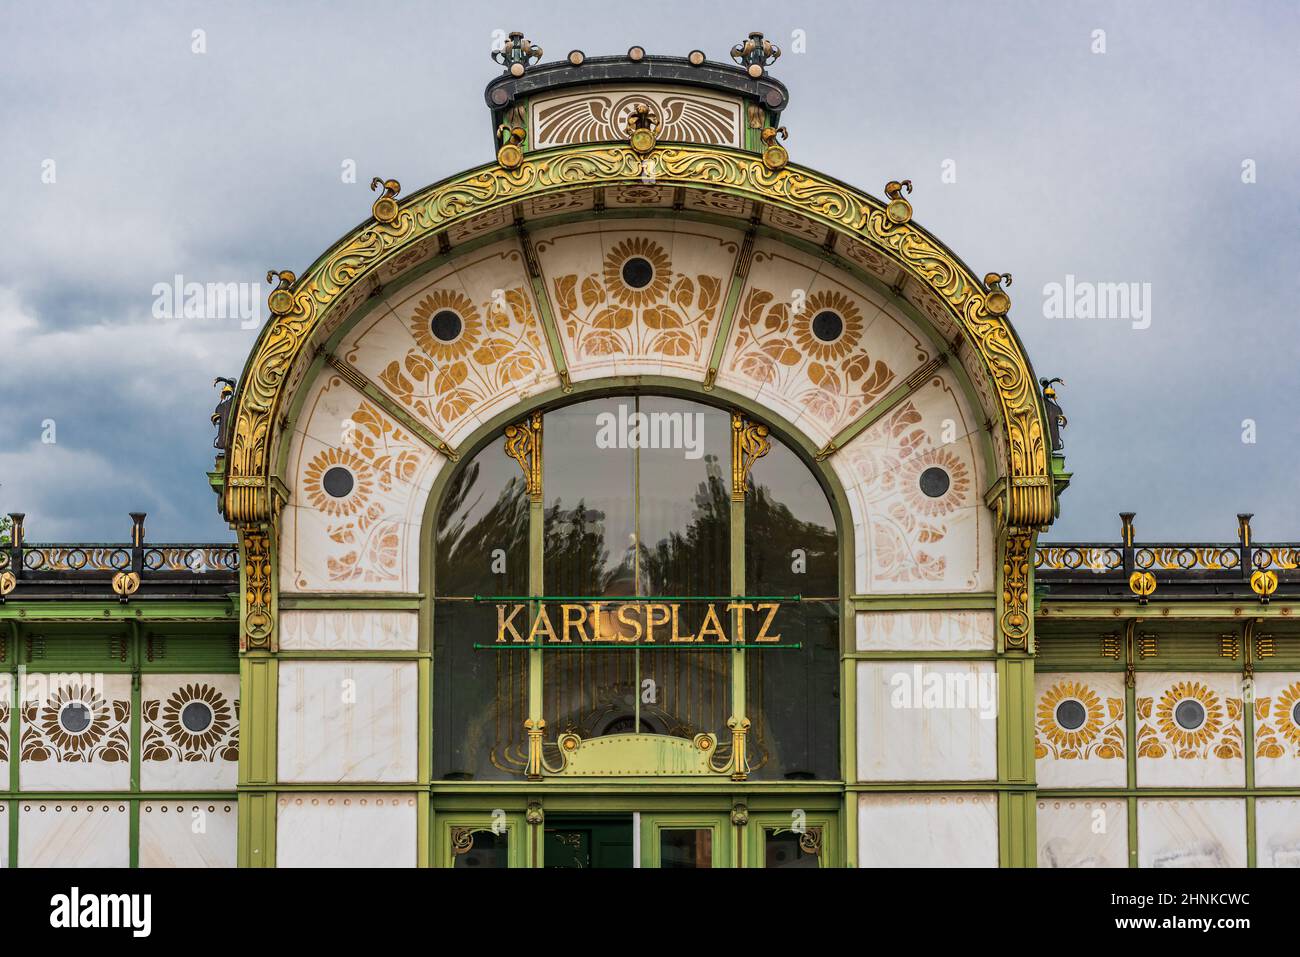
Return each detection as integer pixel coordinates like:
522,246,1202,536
218,41,1060,867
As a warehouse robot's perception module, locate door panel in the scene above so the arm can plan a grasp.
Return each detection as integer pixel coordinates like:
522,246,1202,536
640,813,731,868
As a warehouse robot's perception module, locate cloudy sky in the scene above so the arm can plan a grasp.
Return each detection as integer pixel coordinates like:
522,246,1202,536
1,0,1297,546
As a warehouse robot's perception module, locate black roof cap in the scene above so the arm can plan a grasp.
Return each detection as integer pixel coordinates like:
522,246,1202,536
484,53,789,115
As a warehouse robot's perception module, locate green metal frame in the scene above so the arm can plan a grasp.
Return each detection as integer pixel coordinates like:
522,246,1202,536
0,614,238,867
1035,612,1300,868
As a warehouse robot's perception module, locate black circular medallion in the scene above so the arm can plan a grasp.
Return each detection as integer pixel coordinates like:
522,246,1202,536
59,702,92,734
621,256,654,289
1055,699,1087,731
919,466,951,499
182,701,214,734
322,466,355,499
430,309,463,343
811,310,843,342
1174,699,1206,731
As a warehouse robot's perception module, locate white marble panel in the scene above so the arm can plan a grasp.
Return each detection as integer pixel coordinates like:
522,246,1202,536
139,675,239,791
139,801,237,868
278,661,418,782
829,371,991,594
279,610,419,651
1135,672,1244,788
1255,797,1300,868
1036,798,1128,868
277,792,417,868
858,792,998,867
20,674,131,791
280,373,446,593
1250,673,1300,786
856,661,998,781
19,800,130,868
1137,799,1246,868
856,610,994,651
1034,672,1127,788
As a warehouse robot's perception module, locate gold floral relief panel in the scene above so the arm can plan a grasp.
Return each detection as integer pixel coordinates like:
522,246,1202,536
1251,674,1300,786
829,369,991,593
1034,673,1126,788
1135,672,1244,788
715,241,932,448
140,675,239,791
20,674,132,791
344,242,559,449
283,374,446,593
535,219,739,381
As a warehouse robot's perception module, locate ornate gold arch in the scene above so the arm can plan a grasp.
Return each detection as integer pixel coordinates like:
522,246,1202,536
223,143,1052,530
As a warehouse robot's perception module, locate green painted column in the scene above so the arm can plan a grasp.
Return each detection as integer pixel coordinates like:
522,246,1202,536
237,523,279,867
996,525,1037,867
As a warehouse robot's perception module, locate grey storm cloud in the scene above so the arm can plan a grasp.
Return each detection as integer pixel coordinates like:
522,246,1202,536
1,0,1297,545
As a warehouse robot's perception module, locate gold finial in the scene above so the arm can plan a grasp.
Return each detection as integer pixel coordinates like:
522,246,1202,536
760,126,789,170
265,270,296,317
884,179,913,224
731,31,781,77
369,177,401,225
496,123,526,170
492,31,543,77
625,103,659,155
983,272,1013,315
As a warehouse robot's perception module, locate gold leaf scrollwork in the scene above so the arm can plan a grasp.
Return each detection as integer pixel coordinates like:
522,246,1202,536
731,411,770,502
1000,529,1032,651
240,527,275,651
503,411,543,502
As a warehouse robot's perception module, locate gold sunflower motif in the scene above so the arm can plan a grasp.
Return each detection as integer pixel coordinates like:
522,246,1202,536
303,447,374,518
1155,681,1224,751
900,447,972,518
40,684,110,754
410,290,482,361
1037,680,1104,753
791,290,864,362
161,683,234,754
602,237,671,307
1274,682,1300,749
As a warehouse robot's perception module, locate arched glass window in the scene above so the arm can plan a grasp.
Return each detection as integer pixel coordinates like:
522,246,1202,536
432,394,839,780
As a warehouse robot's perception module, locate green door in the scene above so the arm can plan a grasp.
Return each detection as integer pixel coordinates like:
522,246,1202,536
543,814,634,868
640,813,731,868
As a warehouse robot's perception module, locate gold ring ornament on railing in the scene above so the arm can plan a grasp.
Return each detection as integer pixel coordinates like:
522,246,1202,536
496,123,526,170
625,103,660,155
0,570,15,599
1128,570,1157,602
492,30,543,77
983,272,1013,316
1251,569,1279,603
760,125,789,171
265,270,296,317
884,179,914,224
111,570,141,602
369,178,401,225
